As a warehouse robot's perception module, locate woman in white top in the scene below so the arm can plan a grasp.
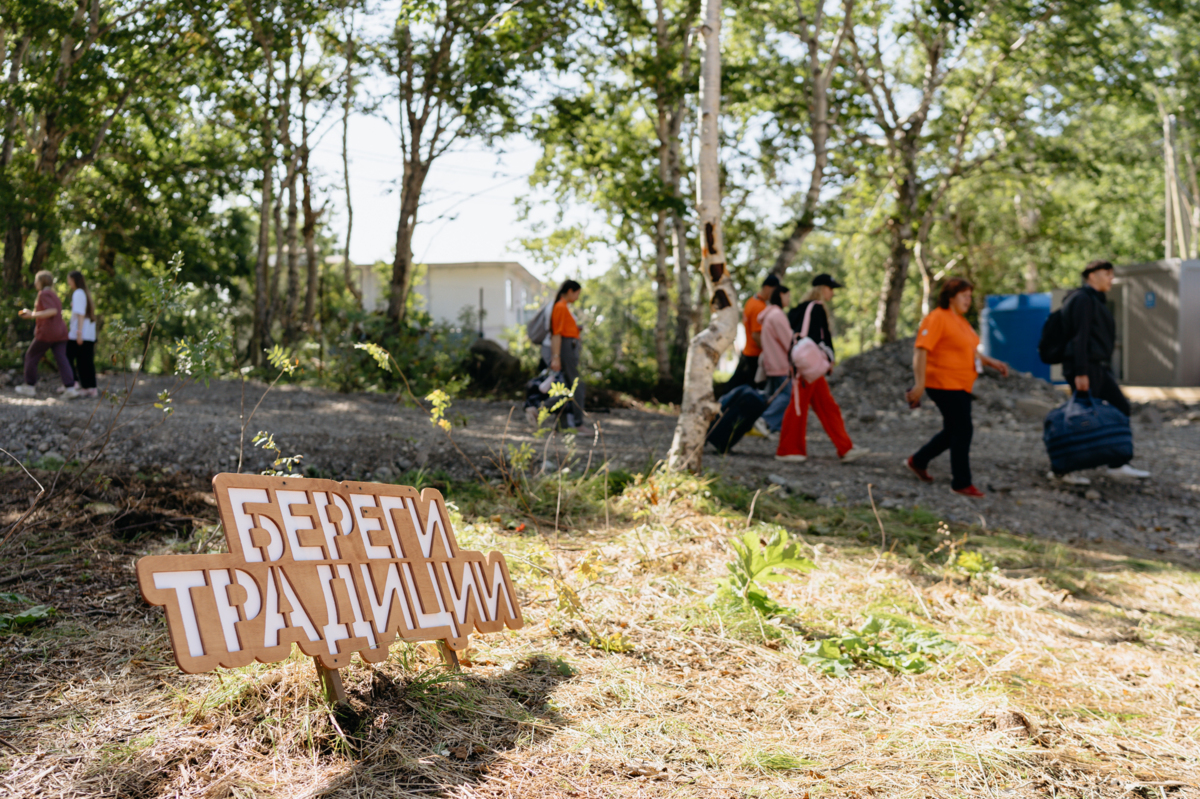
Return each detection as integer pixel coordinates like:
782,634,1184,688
66,270,98,398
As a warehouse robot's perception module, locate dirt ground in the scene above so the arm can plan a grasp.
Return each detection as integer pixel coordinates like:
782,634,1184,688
2,340,1197,559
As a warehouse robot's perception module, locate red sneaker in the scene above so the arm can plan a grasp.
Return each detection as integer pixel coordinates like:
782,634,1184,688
904,457,933,483
952,485,986,498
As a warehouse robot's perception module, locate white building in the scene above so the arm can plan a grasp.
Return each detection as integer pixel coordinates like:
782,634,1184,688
355,260,545,345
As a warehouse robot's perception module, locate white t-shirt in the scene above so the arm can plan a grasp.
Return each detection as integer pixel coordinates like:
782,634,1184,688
69,289,97,341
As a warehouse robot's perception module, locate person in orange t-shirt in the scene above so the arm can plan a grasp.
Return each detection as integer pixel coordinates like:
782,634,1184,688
903,277,1009,498
543,279,584,427
715,274,780,398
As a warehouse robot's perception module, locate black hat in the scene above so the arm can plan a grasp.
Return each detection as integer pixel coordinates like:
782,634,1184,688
762,274,781,288
1081,260,1114,278
811,273,844,289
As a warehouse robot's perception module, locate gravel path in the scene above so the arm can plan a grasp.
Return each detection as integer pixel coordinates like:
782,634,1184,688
2,342,1198,559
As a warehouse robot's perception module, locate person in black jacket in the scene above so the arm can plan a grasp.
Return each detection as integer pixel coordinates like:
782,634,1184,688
1060,260,1149,479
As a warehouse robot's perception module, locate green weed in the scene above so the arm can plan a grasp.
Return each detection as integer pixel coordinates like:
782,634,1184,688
713,525,814,617
802,615,955,677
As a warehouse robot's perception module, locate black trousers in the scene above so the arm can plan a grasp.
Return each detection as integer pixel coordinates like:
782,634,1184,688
66,340,96,390
1063,365,1130,417
913,388,974,490
715,353,759,399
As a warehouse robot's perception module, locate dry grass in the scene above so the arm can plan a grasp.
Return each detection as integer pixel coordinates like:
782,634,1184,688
1,466,1199,798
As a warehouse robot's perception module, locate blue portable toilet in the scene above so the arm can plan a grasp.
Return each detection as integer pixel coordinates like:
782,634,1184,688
980,293,1052,381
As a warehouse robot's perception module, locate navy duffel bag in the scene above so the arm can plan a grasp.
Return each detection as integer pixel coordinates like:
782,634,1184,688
1043,392,1132,474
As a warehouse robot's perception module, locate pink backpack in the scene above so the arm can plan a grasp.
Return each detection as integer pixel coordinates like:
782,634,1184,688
789,301,833,383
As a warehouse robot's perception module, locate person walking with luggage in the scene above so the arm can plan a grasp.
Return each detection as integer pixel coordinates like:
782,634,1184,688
716,274,779,398
904,277,1009,497
545,279,585,428
775,274,868,464
1057,260,1149,480
66,270,98,398
15,271,79,398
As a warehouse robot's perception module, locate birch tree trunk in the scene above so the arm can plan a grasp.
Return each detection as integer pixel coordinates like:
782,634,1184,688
667,0,738,472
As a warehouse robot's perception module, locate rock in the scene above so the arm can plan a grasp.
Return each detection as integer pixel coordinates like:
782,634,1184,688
464,338,526,393
1085,489,1101,501
1014,397,1056,420
38,441,51,452
396,457,414,472
990,709,1039,740
372,466,396,483
1138,405,1164,427
857,405,877,422
766,473,790,487
816,496,834,507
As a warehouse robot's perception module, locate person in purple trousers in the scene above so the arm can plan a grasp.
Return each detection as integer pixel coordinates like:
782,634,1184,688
16,270,78,399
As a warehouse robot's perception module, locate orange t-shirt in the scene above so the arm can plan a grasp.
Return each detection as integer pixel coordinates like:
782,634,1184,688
743,296,766,356
915,307,980,392
551,300,580,339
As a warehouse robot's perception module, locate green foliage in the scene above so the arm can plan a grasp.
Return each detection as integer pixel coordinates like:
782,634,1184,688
426,389,454,433
714,526,814,617
0,593,57,633
802,616,956,678
252,431,305,477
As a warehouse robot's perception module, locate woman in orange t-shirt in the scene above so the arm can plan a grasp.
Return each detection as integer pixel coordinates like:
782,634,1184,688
545,279,584,427
903,278,1009,498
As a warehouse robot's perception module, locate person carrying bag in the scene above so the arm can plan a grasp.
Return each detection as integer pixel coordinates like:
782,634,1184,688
1040,260,1149,483
775,274,867,464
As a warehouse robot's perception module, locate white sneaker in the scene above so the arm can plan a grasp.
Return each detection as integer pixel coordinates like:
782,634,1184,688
14,384,35,397
1107,464,1150,479
1048,471,1091,486
61,386,81,399
752,418,771,438
840,446,870,463
774,454,807,463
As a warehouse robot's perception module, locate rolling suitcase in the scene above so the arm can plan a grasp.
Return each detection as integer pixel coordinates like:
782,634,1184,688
707,384,768,454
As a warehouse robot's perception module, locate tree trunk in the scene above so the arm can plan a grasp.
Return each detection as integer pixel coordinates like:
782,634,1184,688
653,209,673,396
672,211,694,366
874,143,920,343
667,0,738,472
252,141,275,367
283,162,300,341
28,232,51,275
279,55,300,342
2,220,22,290
301,166,320,329
340,12,361,303
387,160,427,325
271,175,284,327
97,231,116,276
770,0,852,279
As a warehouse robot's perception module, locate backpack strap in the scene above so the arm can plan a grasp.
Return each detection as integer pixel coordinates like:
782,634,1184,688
799,301,821,338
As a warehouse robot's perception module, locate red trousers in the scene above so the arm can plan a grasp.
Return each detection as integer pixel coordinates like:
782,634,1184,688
776,376,853,458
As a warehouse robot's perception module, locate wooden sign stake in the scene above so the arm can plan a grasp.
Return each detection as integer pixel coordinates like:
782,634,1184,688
437,640,461,671
137,474,524,707
314,657,348,706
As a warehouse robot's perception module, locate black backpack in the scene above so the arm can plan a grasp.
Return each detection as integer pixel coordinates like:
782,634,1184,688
1037,290,1077,365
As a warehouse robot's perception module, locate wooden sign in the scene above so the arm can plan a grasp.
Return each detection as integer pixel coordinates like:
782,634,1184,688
137,474,523,675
